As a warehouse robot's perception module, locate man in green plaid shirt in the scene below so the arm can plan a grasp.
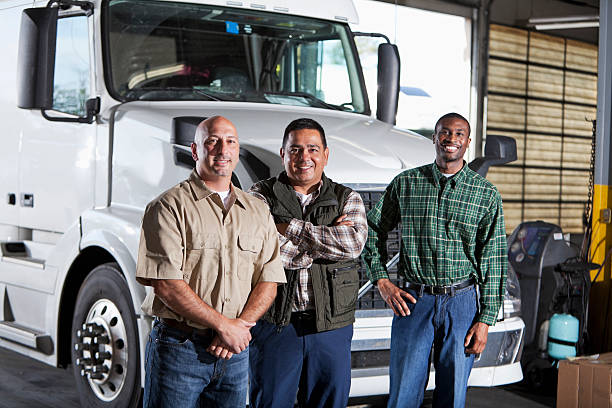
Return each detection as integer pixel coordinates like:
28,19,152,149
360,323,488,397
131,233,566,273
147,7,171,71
363,113,507,408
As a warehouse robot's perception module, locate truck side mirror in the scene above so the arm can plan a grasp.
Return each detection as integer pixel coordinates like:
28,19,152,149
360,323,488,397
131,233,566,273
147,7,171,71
376,43,400,125
468,135,518,177
17,7,58,110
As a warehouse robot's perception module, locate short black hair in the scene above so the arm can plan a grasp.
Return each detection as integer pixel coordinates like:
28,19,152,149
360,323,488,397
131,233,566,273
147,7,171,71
434,112,471,136
282,118,327,149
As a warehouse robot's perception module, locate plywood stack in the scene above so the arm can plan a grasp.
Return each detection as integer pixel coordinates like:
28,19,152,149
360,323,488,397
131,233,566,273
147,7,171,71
486,24,597,234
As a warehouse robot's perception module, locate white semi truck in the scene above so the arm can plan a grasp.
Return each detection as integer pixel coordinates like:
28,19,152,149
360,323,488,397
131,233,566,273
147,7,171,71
0,0,525,406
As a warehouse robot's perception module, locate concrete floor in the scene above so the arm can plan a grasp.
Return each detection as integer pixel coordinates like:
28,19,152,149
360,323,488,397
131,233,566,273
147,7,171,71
0,347,555,408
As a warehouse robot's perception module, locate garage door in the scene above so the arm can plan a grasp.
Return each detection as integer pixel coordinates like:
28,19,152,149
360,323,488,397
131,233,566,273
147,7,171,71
485,24,597,234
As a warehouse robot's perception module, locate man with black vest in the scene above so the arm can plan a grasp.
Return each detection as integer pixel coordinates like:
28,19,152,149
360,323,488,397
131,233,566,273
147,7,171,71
248,118,368,408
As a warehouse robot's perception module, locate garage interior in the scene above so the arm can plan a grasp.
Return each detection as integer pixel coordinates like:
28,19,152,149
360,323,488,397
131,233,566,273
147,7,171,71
1,0,611,407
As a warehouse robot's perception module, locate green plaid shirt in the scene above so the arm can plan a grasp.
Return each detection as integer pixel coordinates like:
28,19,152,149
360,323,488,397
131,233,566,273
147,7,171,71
363,162,507,325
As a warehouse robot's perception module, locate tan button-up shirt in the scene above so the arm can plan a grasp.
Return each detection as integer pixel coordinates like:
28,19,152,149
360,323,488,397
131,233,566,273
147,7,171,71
136,170,286,328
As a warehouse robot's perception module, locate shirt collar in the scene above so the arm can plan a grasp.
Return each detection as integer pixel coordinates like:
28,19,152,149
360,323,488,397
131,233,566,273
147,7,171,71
431,161,468,189
296,180,322,199
188,170,246,209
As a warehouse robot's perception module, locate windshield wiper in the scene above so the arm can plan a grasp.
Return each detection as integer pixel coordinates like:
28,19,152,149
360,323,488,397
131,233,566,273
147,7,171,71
192,88,222,101
264,91,347,111
124,87,225,101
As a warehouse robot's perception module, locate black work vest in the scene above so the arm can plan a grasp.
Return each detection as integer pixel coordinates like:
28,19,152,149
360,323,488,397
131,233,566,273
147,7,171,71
257,172,359,332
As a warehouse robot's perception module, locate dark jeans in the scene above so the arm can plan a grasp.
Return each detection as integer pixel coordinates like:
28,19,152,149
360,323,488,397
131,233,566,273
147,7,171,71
249,316,353,408
143,319,248,408
388,286,478,408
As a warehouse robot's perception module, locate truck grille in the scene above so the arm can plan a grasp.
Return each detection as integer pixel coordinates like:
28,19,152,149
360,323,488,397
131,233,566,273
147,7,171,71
356,190,405,310
351,350,390,369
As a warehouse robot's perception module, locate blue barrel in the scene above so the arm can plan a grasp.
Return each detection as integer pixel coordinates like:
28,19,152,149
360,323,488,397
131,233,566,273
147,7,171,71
547,313,579,360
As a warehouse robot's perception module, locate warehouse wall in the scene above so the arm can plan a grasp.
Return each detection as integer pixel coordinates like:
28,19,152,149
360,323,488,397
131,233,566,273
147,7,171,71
485,24,598,234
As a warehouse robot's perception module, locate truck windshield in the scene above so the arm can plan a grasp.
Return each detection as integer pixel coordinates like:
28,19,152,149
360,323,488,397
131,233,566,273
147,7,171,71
105,0,368,113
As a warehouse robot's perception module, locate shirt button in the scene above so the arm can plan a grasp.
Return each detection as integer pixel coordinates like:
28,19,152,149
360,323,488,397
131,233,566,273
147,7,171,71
225,298,230,302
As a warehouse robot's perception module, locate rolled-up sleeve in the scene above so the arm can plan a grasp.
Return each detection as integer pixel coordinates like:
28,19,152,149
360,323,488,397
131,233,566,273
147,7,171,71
251,211,287,287
136,200,184,285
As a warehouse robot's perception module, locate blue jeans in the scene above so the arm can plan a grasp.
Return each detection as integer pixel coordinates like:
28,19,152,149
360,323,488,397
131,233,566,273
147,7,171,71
388,286,478,408
249,317,353,408
143,319,248,408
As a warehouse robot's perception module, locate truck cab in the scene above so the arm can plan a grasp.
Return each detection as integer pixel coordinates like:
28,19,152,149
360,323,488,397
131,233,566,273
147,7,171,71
0,0,524,406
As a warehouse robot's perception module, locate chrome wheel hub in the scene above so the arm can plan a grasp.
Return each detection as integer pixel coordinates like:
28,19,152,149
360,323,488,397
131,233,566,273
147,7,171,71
74,299,128,401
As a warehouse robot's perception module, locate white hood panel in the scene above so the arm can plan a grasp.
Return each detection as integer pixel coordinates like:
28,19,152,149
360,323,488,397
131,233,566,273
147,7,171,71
113,101,435,186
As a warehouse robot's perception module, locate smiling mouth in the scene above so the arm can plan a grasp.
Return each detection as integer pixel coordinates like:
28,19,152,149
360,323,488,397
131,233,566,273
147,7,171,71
441,145,460,153
295,163,314,171
213,158,231,165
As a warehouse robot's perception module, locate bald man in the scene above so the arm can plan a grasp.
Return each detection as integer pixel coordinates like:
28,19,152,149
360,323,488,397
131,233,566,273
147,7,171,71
136,116,286,408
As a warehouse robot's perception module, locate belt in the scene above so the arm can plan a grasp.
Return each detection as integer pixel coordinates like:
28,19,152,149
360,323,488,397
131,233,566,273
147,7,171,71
160,318,214,337
291,310,315,321
404,277,476,296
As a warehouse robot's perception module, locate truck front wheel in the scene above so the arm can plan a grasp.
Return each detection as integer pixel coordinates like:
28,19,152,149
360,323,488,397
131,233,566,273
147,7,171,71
71,263,141,407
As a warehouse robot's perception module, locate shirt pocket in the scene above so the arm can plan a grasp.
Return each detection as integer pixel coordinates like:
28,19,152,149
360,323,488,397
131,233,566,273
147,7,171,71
445,216,477,249
236,234,263,281
184,233,219,281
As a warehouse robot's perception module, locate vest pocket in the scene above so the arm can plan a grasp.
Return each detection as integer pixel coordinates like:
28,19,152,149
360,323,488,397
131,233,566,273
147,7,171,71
328,263,359,316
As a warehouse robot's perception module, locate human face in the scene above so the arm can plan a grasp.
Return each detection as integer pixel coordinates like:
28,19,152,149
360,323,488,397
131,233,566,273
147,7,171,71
191,117,239,189
433,117,471,174
280,128,329,194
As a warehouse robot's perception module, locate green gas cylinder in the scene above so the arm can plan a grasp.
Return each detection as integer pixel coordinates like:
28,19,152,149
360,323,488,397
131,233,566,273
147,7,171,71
547,313,579,360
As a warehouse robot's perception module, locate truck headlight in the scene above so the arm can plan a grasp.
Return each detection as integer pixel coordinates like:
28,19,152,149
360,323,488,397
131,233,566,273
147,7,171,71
502,264,521,319
496,329,523,365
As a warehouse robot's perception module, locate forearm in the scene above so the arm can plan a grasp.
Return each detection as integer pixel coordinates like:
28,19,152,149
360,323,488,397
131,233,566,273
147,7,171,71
238,282,278,322
151,279,227,330
286,220,367,260
285,192,368,261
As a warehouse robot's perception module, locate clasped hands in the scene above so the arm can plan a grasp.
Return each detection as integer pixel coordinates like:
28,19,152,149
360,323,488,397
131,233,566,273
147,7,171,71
207,317,255,360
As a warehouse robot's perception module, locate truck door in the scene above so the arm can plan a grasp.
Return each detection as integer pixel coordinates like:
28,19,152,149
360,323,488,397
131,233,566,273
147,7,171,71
19,12,96,234
0,10,95,345
0,4,25,239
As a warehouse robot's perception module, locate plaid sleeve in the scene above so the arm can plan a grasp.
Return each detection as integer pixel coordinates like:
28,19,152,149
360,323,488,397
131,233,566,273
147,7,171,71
475,190,507,325
248,182,313,270
284,191,367,261
362,177,401,283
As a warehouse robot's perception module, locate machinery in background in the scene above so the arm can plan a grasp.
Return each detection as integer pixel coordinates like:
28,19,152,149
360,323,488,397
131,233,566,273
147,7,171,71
508,221,598,389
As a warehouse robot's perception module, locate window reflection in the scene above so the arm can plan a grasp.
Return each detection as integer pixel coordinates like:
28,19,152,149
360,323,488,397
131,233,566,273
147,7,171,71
53,15,90,116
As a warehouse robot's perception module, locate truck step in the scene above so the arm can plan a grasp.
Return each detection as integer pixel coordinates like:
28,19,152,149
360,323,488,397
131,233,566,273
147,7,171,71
0,242,45,269
0,321,53,355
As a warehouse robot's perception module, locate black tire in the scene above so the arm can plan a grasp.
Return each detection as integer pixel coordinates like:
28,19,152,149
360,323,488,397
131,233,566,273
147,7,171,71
71,263,141,408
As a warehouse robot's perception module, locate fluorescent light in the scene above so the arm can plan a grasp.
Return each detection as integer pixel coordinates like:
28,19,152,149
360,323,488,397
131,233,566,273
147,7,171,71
534,21,599,30
527,15,599,30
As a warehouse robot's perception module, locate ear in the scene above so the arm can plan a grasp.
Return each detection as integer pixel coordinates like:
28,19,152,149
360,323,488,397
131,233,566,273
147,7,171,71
191,142,198,161
280,147,285,162
323,147,330,163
